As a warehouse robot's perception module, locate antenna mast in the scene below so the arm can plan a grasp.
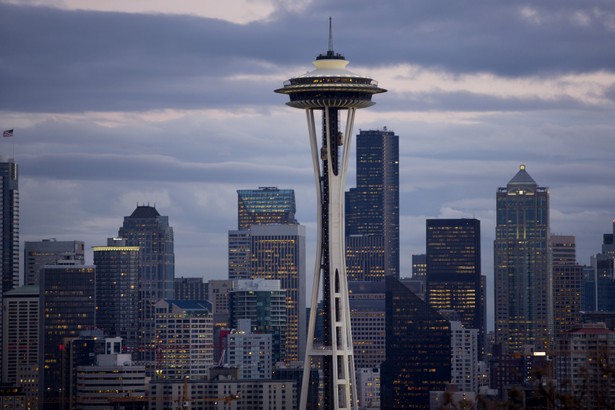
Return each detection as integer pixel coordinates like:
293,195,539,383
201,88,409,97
328,17,333,52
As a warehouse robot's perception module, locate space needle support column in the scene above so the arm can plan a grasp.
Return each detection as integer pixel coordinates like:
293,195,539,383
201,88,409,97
299,104,358,410
274,21,386,410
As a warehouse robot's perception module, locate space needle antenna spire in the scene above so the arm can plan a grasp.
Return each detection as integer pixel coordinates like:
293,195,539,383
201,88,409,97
328,17,334,53
275,21,386,410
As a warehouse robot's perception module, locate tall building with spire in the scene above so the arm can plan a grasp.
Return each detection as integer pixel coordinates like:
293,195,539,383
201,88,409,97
118,205,174,368
345,128,399,280
494,165,551,354
0,156,18,378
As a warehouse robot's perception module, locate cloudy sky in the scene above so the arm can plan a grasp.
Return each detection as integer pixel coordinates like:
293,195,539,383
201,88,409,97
1,0,614,327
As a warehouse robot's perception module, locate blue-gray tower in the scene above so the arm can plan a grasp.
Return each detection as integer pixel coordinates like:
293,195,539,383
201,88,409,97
275,20,386,410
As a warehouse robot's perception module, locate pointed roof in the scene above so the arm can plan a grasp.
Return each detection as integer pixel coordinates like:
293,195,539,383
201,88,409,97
129,205,160,219
508,164,537,187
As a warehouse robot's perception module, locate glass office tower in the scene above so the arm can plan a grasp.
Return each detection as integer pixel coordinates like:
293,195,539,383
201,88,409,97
494,165,551,354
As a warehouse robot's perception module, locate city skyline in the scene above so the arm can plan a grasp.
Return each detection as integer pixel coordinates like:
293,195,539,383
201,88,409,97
1,1,615,333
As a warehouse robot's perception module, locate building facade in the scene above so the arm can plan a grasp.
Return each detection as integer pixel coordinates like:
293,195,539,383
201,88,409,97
154,299,214,380
555,323,615,408
381,276,451,409
175,276,208,301
74,351,146,408
149,376,297,410
237,187,297,229
348,281,386,370
494,165,551,354
345,128,399,279
592,221,615,312
551,235,583,339
228,223,306,362
118,205,175,368
229,279,286,364
2,284,39,409
93,238,140,350
39,265,96,410
0,157,19,377
23,239,84,286
225,319,274,380
449,321,479,393
426,218,484,359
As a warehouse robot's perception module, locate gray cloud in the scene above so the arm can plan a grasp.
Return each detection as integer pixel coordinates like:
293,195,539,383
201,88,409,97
2,1,615,113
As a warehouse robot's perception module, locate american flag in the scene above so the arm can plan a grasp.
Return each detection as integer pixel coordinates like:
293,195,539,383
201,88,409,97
3,129,14,138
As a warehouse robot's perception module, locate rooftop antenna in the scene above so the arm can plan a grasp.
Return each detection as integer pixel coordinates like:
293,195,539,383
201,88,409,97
328,17,334,53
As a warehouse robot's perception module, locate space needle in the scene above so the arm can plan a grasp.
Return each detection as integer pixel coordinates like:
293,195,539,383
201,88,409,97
275,19,386,410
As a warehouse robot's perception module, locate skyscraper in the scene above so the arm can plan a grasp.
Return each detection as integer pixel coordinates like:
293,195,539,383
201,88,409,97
381,276,451,409
2,285,39,391
39,265,96,409
93,238,140,350
345,128,399,280
228,224,306,363
118,205,175,368
275,20,386,410
592,221,615,312
24,239,84,285
551,235,583,339
0,157,19,377
426,218,485,358
494,165,551,354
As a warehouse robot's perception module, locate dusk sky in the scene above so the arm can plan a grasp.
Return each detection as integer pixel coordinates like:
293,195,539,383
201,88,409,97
1,1,614,327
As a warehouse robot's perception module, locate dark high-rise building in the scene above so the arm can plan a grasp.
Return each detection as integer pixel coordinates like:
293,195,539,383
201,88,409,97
118,205,174,368
494,165,551,354
381,276,451,409
93,238,140,350
411,254,427,281
39,265,96,410
426,218,485,358
345,128,399,279
592,221,615,313
24,239,84,286
174,276,208,301
237,187,297,230
0,157,18,376
551,235,583,339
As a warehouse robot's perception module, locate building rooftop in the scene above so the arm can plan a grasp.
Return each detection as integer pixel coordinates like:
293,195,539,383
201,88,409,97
4,285,39,296
507,164,537,187
167,299,212,312
129,205,160,218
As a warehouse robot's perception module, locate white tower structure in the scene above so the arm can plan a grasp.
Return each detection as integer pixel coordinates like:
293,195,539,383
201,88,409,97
275,19,386,410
